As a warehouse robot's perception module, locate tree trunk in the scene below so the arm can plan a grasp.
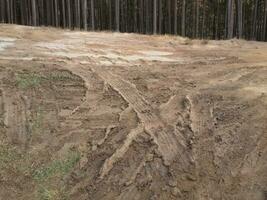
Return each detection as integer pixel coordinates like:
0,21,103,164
76,0,81,29
91,0,95,30
153,0,157,34
252,0,259,40
62,0,66,28
115,0,120,31
109,0,112,30
167,0,171,33
174,0,177,35
6,0,10,23
237,0,243,38
32,0,37,26
159,0,162,34
263,0,267,40
55,0,59,27
67,0,71,28
227,0,234,39
1,0,5,22
83,0,87,30
196,0,199,38
182,0,186,37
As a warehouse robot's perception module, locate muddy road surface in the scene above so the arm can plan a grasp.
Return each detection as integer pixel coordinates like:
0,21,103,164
0,24,267,200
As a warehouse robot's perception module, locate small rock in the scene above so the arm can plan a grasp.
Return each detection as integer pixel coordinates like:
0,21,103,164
186,174,197,181
92,145,97,151
162,186,168,191
146,153,154,162
168,180,177,187
171,187,182,197
79,156,88,169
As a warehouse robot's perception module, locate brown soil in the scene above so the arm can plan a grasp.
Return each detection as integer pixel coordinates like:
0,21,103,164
0,24,267,200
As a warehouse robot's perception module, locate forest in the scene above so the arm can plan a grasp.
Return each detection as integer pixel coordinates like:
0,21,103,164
0,0,267,41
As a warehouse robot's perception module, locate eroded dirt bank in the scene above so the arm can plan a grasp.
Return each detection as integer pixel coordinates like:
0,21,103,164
0,24,267,200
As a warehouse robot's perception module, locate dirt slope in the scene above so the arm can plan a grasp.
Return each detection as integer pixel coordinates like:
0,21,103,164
0,24,267,200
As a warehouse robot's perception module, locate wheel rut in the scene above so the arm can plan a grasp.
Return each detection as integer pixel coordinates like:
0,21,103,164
2,89,29,146
90,66,192,167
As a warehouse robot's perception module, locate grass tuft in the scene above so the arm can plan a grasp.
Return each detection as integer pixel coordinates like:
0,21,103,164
37,186,69,200
30,106,44,135
15,71,79,90
33,151,81,182
0,144,21,169
16,73,43,89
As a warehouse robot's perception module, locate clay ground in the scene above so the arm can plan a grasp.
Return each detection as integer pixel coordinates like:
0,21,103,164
0,24,267,200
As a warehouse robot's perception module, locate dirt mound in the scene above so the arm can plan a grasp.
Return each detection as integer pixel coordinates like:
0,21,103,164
0,25,267,200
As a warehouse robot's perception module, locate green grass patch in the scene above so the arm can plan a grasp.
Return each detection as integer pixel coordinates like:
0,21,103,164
30,106,44,135
16,73,43,89
46,73,77,82
0,144,79,200
33,151,80,200
0,144,20,169
0,143,33,178
37,186,68,200
16,71,79,90
33,151,80,182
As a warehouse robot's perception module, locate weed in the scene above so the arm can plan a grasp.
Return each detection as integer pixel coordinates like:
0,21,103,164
16,73,43,89
46,73,76,81
30,106,44,135
37,186,69,200
38,187,55,200
16,71,78,90
0,144,22,169
33,151,80,182
0,144,33,176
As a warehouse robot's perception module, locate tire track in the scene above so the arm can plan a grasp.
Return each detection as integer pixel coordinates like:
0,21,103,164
99,124,144,179
2,90,28,146
90,66,191,166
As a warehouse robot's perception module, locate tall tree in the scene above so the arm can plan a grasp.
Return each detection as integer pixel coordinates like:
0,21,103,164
196,0,199,38
182,0,186,36
237,0,243,38
67,0,71,28
115,0,120,31
32,0,37,26
252,0,259,39
83,0,87,30
62,0,66,28
159,0,162,34
55,0,59,27
227,0,234,39
174,0,178,35
263,0,267,40
91,0,95,30
153,0,157,34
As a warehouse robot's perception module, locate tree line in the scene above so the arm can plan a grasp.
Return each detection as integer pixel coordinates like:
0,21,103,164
0,0,267,41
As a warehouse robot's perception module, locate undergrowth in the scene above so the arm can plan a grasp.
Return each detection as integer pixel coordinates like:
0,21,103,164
15,71,78,89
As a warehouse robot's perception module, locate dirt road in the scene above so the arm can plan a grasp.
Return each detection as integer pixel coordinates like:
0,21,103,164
0,24,267,200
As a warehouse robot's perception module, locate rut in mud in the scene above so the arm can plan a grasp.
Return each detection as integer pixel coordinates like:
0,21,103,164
0,25,267,200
